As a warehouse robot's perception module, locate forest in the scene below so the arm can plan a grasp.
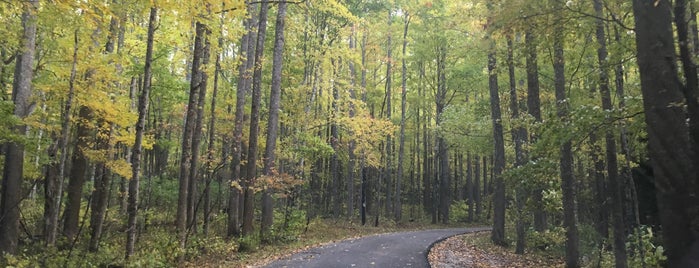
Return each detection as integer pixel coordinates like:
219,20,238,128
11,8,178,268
0,0,698,267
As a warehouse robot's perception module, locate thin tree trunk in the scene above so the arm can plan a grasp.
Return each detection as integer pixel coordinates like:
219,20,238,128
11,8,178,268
383,10,393,219
593,1,626,266
228,3,256,239
243,0,270,236
525,30,547,232
46,27,78,247
261,1,287,241
507,35,528,255
177,20,206,253
552,4,580,265
126,7,156,260
395,12,410,222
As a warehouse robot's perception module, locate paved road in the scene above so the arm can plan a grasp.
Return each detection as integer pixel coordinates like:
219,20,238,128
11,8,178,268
263,227,490,268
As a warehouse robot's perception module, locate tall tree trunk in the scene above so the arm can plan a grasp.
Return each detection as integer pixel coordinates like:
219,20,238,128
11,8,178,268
436,44,450,224
261,1,287,241
633,0,699,266
88,15,120,253
46,27,78,247
244,0,270,236
347,25,357,219
204,12,226,236
552,4,580,265
228,3,257,239
488,39,506,246
63,105,92,241
592,1,626,266
395,12,410,222
126,7,156,260
474,155,481,219
177,20,206,252
383,10,393,218
331,60,341,219
507,35,528,255
525,30,547,232
0,0,38,254
187,24,211,234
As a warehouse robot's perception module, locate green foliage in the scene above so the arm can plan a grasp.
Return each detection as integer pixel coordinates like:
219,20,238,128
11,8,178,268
272,208,307,243
627,226,666,268
527,227,567,253
448,200,470,223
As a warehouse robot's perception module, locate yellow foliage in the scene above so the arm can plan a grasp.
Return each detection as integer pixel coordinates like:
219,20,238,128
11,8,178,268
107,158,133,180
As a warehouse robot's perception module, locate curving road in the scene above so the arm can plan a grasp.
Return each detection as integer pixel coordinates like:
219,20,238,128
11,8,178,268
263,227,490,268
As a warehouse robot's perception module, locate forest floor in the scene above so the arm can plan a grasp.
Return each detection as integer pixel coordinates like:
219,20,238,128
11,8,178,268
428,231,565,268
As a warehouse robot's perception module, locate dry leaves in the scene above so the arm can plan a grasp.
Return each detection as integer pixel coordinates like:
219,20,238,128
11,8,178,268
429,232,564,268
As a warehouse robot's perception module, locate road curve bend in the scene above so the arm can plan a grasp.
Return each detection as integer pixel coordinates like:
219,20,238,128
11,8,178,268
263,227,490,268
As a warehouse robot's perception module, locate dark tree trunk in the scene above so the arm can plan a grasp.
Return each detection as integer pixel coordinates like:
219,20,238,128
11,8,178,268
63,105,92,241
552,5,580,265
466,153,473,222
436,44,450,224
488,39,506,246
593,1,627,266
261,1,287,240
244,0,270,236
507,35,528,255
177,20,206,251
474,155,481,219
0,0,38,254
633,0,699,266
525,30,547,232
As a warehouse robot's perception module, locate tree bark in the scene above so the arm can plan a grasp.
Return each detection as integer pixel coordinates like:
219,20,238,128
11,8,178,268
632,0,699,266
261,1,287,241
0,0,38,255
488,39,506,246
552,4,580,265
244,0,270,236
525,30,547,232
177,20,206,252
125,6,156,260
396,12,410,222
228,3,257,239
592,1,626,266
507,35,528,255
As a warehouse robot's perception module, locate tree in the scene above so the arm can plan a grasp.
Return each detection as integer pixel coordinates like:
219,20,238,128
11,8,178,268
228,3,257,239
552,1,579,265
592,0,626,265
395,11,410,222
177,20,207,253
487,37,506,246
0,0,39,255
243,0,270,236
126,6,157,260
633,0,699,266
261,1,288,240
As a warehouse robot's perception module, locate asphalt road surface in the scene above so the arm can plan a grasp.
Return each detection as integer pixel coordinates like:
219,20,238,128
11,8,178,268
263,227,490,268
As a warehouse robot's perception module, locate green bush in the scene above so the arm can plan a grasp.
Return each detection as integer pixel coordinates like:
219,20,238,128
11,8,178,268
449,200,470,223
627,226,666,267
